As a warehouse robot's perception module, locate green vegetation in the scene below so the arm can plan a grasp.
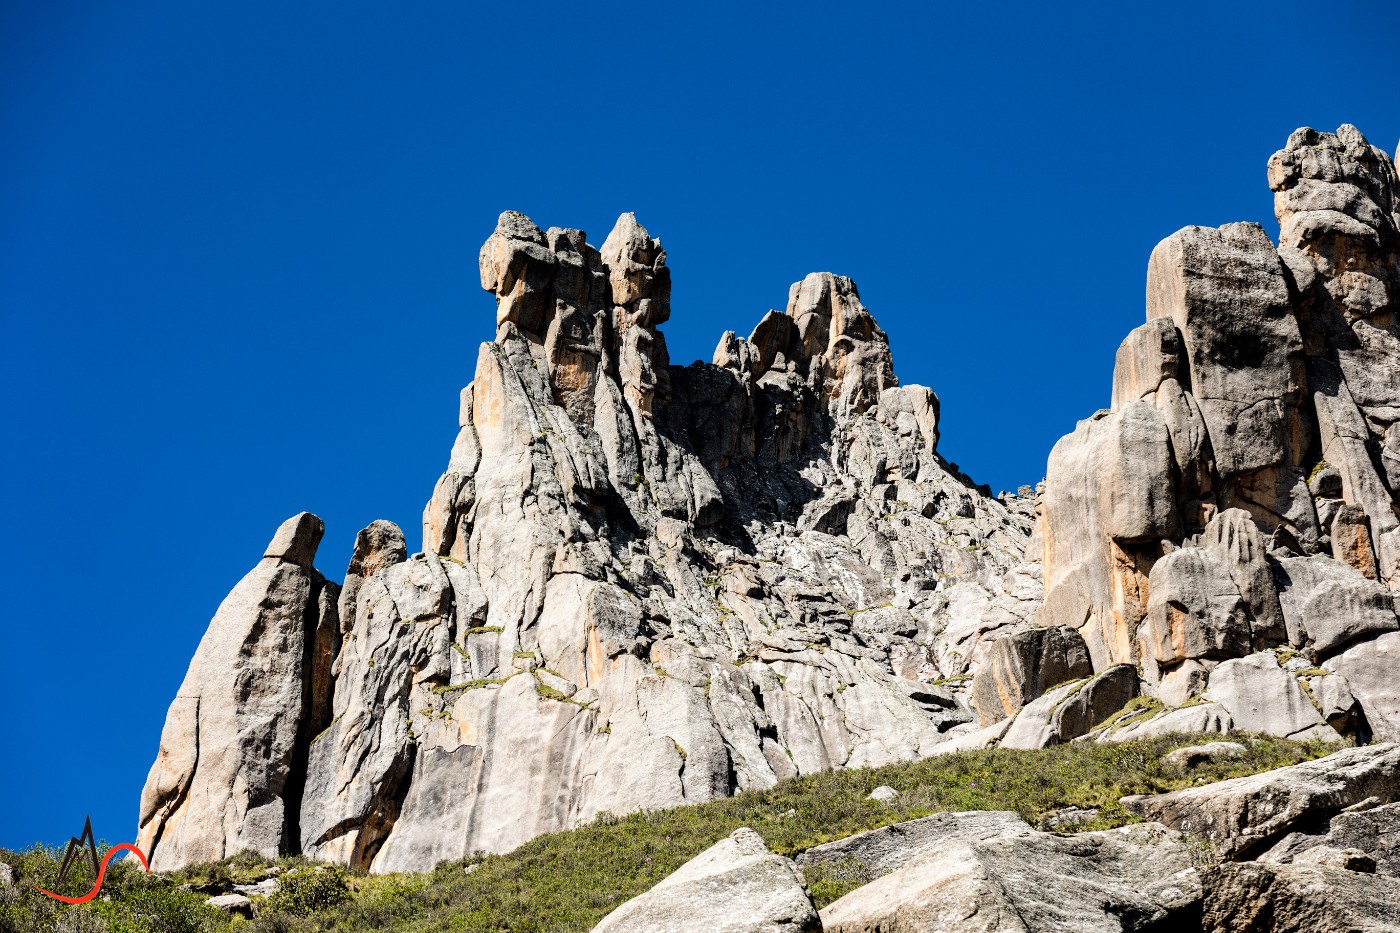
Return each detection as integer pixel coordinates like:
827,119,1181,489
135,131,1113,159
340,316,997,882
431,675,511,696
0,733,1334,933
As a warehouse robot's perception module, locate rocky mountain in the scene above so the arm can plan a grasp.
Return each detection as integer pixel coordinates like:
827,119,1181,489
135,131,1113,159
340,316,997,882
136,124,1400,875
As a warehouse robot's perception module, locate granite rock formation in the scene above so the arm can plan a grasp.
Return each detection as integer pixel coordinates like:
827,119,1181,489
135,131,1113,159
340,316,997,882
138,124,1400,875
140,211,1039,872
1035,124,1400,744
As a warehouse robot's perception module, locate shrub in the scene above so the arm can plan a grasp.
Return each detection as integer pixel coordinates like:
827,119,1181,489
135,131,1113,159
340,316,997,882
264,866,351,916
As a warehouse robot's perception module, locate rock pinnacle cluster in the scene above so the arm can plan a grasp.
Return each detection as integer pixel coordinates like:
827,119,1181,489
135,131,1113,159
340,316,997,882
138,124,1400,875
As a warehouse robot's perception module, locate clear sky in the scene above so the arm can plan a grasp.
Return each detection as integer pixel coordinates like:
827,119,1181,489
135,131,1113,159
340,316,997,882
2,1,1396,851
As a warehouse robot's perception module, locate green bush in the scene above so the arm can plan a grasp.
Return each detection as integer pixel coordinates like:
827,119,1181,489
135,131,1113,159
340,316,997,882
263,866,351,916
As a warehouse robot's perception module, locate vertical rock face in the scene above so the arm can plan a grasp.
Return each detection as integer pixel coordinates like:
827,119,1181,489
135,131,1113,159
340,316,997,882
137,514,338,871
141,212,1039,872
1039,124,1400,746
139,125,1400,874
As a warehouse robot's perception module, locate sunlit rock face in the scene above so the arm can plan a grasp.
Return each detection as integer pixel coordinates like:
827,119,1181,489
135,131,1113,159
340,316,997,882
1038,124,1400,744
138,125,1400,873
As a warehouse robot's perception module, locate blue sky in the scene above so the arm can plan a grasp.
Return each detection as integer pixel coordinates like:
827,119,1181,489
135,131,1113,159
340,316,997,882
2,1,1396,850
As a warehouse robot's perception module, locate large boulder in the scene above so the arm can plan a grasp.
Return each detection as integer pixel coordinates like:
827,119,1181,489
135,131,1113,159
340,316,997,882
1122,743,1400,858
795,811,1030,889
591,828,819,933
1143,547,1251,665
970,626,1093,726
1201,861,1400,933
819,822,1202,933
1000,664,1138,749
1323,631,1400,741
1203,651,1332,740
1273,555,1397,655
1263,801,1400,876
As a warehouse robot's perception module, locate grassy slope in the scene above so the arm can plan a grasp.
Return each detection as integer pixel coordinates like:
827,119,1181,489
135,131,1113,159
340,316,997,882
0,733,1336,933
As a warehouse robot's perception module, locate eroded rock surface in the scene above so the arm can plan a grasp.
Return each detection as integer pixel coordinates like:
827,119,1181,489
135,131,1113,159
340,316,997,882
819,822,1203,933
138,125,1400,875
1037,124,1400,747
591,828,819,933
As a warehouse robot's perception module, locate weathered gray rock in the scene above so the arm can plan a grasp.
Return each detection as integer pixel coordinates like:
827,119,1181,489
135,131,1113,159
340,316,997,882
137,515,337,872
1038,404,1177,669
591,828,819,933
1201,861,1400,933
1100,702,1234,744
795,811,1030,889
1203,651,1332,740
1001,664,1138,749
1271,125,1400,584
138,126,1400,879
1146,222,1307,483
205,893,254,918
1324,632,1400,741
1199,509,1287,648
1122,743,1400,858
1111,317,1181,408
1273,555,1397,654
970,625,1093,726
1162,741,1247,770
820,823,1202,933
1143,547,1251,665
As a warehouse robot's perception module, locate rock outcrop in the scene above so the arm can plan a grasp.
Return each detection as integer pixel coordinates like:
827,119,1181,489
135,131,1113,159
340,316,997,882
136,514,338,871
1036,124,1400,744
139,212,1038,872
819,822,1204,933
1122,743,1400,859
137,124,1400,875
591,828,820,933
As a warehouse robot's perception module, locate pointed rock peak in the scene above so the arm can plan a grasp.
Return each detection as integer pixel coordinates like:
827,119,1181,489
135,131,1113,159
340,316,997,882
493,210,546,244
347,520,407,578
601,211,653,262
786,271,879,361
263,512,325,568
787,272,860,318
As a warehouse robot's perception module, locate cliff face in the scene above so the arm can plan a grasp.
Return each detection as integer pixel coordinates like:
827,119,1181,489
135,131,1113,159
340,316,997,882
137,124,1400,874
138,210,1038,873
1036,125,1400,740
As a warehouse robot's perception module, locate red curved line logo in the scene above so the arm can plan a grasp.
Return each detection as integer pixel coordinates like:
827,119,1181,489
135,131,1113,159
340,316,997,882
34,816,149,905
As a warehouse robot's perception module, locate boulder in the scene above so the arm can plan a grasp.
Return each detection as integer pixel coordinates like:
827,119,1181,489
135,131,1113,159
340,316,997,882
1323,632,1400,741
795,811,1029,890
1203,651,1332,740
1001,664,1138,749
1143,547,1251,665
1122,743,1400,858
1162,741,1247,770
970,626,1093,726
591,828,819,933
205,894,254,918
1201,861,1400,933
820,822,1202,933
1273,555,1397,654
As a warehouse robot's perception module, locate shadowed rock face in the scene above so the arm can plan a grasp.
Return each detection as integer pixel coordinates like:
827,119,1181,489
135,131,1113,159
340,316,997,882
138,125,1400,874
